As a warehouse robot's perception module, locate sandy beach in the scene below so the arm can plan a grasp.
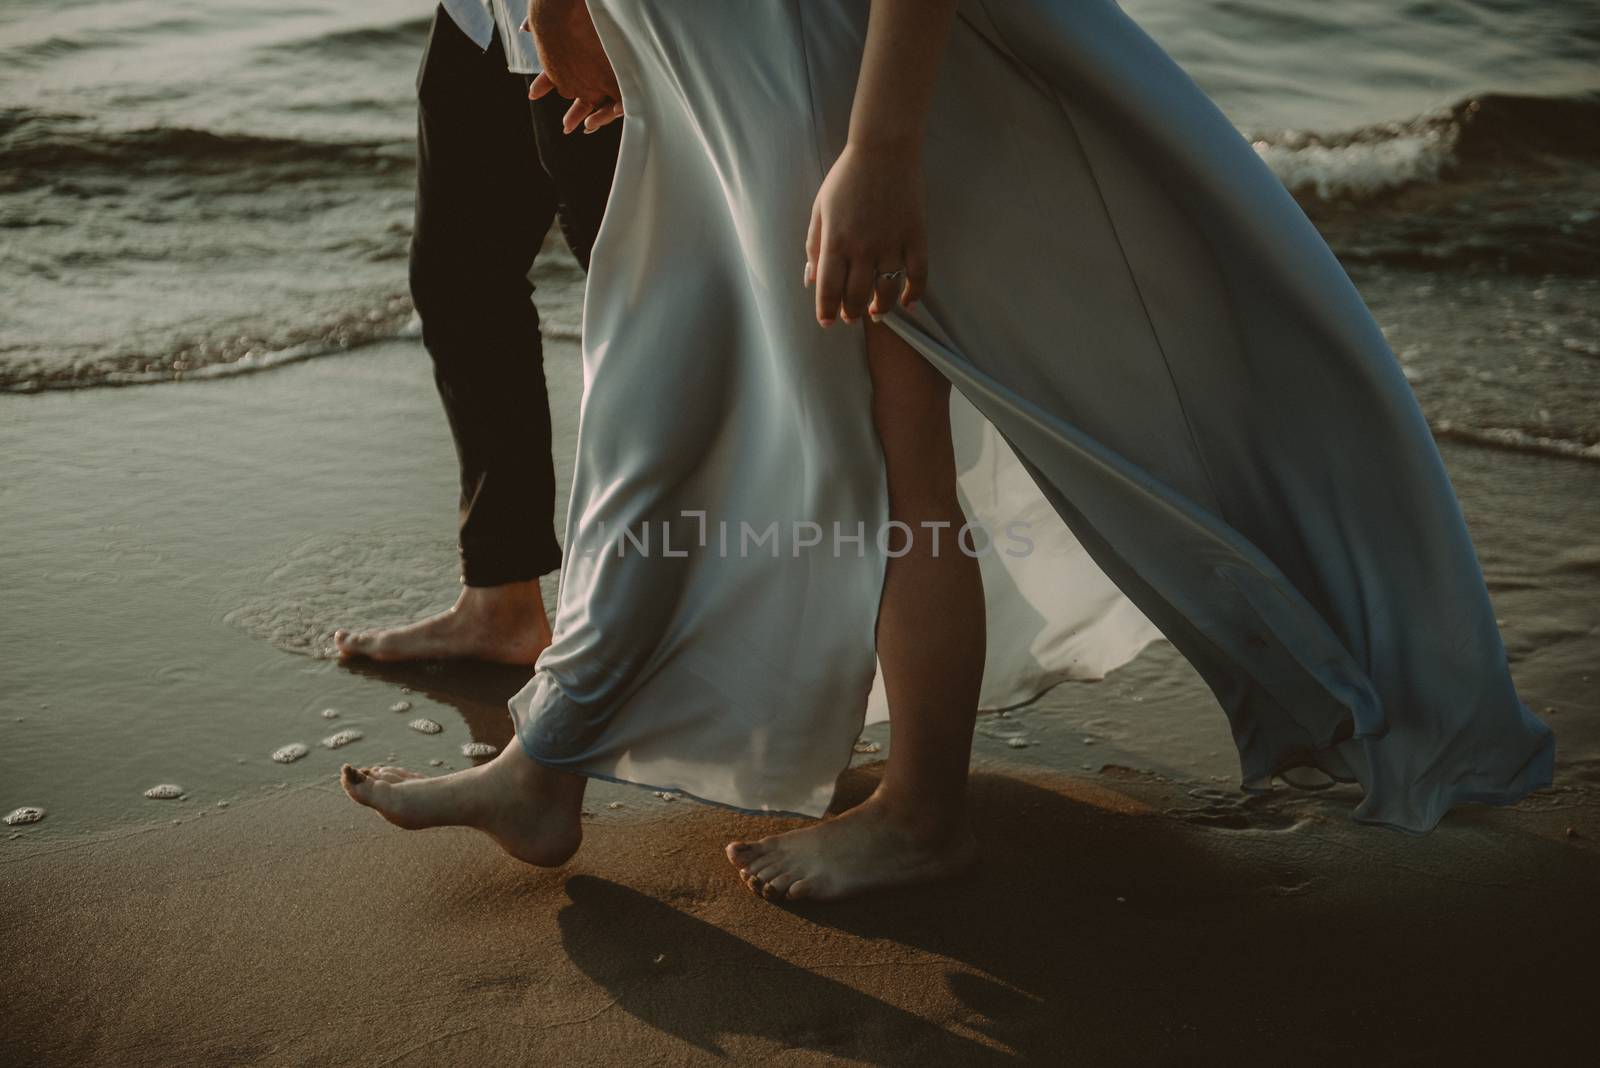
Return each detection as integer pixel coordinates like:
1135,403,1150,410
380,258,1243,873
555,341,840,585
6,761,1599,1065
4,337,1600,1064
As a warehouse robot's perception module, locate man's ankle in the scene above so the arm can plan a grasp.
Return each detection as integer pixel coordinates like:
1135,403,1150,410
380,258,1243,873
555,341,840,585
458,580,546,620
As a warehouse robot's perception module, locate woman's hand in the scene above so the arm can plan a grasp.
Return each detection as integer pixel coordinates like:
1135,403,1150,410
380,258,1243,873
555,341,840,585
806,142,928,327
525,0,624,134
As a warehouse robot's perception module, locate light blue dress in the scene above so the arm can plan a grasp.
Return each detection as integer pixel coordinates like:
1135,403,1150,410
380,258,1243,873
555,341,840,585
510,0,1554,831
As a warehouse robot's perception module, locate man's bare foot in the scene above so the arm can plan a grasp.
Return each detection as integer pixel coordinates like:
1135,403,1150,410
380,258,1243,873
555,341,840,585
724,791,978,902
333,581,553,665
338,742,584,867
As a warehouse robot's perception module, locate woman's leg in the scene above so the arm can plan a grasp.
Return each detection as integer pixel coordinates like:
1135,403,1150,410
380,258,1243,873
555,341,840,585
338,745,587,867
726,322,986,901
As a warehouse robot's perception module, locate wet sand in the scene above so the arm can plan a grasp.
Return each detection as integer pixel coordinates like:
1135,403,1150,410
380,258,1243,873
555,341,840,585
4,337,1596,833
3,337,1599,1062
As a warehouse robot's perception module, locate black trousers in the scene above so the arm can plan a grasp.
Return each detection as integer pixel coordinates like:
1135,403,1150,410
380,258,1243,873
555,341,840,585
411,8,620,586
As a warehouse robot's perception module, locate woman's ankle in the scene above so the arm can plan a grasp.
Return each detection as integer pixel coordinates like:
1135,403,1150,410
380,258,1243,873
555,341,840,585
863,782,971,844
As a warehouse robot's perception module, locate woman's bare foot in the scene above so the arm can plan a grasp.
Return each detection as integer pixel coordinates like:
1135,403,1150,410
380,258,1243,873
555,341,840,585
339,742,584,867
333,581,553,665
725,791,978,902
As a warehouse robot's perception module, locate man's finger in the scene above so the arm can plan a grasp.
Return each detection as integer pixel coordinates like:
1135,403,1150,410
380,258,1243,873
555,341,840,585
564,97,608,134
583,100,624,132
530,71,557,101
562,97,589,134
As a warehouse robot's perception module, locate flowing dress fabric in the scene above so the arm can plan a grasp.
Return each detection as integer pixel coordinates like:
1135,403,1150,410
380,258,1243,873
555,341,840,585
511,0,1554,830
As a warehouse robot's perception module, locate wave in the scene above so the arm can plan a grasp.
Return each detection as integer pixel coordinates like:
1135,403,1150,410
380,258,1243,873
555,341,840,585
1252,92,1600,201
1431,422,1600,465
0,108,410,192
1269,93,1600,274
272,15,435,60
0,300,584,395
0,17,202,69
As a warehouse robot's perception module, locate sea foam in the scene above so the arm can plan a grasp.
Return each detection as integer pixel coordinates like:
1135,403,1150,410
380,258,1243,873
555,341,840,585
322,728,363,749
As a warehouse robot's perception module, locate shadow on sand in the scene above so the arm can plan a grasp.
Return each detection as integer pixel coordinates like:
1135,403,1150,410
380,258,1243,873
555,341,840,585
552,767,1600,1061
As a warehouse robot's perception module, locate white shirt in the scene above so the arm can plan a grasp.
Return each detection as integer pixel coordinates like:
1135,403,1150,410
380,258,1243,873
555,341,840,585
441,0,541,76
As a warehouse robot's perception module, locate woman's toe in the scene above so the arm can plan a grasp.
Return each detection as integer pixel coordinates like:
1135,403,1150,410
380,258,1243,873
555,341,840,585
340,764,369,801
765,871,799,898
746,853,786,880
727,839,769,866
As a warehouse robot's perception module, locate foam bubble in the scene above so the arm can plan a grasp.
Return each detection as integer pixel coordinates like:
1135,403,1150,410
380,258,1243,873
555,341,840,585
1007,737,1030,749
271,742,309,764
223,534,458,657
323,728,363,749
4,806,45,826
389,700,413,713
427,759,444,767
408,718,442,735
460,741,497,758
320,707,340,719
852,740,881,754
144,784,185,800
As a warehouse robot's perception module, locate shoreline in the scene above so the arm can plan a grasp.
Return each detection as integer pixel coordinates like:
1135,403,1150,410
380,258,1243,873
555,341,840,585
2,337,1596,841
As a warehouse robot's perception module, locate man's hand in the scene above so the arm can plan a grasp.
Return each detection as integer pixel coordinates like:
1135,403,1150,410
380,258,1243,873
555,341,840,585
525,0,624,134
